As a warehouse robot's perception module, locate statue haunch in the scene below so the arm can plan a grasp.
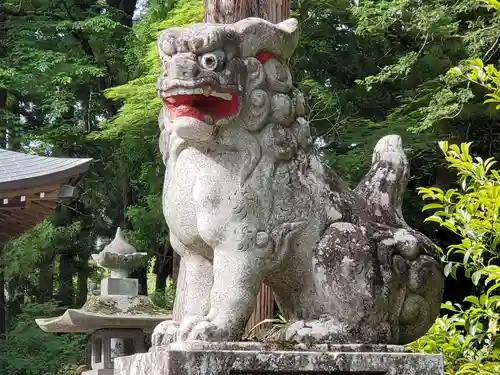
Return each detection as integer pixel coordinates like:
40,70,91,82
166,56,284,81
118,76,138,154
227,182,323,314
152,17,444,346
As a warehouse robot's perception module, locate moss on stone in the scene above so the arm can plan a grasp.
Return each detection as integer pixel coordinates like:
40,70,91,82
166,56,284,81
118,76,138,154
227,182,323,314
266,340,296,351
83,296,121,315
125,295,169,315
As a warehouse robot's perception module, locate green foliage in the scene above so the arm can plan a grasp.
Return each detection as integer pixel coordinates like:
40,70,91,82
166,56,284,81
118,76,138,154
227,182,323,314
103,0,203,137
0,301,86,375
352,0,500,135
420,141,500,284
1,0,136,142
409,142,500,374
450,59,500,110
149,277,176,310
483,0,500,10
3,220,83,280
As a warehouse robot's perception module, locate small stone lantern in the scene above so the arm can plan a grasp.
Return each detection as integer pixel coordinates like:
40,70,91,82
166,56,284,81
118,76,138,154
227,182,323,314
36,228,172,375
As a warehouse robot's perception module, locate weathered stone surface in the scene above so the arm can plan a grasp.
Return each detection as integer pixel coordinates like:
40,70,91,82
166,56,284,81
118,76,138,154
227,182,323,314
101,278,138,296
153,17,444,346
115,342,443,375
82,369,113,375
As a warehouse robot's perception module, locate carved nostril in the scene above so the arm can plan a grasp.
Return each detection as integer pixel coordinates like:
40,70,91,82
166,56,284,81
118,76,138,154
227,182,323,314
172,57,200,79
189,64,199,77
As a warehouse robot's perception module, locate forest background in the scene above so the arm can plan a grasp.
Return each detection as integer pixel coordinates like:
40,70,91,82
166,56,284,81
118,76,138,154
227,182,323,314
1,0,500,374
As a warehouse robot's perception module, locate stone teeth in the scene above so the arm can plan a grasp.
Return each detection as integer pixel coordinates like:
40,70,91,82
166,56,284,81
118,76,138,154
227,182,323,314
210,92,232,101
202,85,212,97
162,87,232,101
165,88,179,97
165,88,203,97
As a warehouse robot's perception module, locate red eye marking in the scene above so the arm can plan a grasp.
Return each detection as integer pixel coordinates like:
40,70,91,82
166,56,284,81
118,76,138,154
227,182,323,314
256,51,274,64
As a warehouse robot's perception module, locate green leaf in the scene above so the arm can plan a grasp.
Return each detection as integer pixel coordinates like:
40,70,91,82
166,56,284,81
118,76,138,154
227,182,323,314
464,295,480,306
444,262,453,277
472,270,484,286
424,216,444,225
422,203,444,211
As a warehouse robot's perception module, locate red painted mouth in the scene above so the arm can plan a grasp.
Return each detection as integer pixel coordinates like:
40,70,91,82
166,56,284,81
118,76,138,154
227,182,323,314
163,92,239,122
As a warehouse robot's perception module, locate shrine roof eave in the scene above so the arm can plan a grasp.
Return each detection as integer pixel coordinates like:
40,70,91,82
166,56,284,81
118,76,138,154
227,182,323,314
0,148,92,192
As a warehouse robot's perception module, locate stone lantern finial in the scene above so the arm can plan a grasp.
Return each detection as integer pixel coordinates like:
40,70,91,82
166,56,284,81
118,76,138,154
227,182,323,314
91,227,148,278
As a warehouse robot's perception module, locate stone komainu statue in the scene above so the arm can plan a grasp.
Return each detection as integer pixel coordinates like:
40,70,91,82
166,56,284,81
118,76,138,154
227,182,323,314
152,17,444,345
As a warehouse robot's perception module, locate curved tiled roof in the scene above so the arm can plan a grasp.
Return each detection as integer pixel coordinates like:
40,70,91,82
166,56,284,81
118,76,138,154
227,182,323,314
0,148,92,243
0,148,92,191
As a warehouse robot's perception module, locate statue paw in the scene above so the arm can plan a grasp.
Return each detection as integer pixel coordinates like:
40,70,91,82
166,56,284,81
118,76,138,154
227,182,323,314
285,317,349,344
187,320,228,341
179,315,228,341
152,320,180,346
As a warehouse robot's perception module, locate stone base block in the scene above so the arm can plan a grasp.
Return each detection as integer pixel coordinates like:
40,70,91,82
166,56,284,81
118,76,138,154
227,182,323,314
114,342,443,375
82,369,114,375
101,277,138,296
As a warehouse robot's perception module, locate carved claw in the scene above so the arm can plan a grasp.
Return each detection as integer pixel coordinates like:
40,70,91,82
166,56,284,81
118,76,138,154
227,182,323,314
178,315,229,341
178,315,208,341
186,320,227,341
152,320,180,346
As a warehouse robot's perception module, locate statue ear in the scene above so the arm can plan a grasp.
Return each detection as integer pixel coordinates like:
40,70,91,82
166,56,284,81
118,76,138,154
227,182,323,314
229,17,300,60
276,18,299,35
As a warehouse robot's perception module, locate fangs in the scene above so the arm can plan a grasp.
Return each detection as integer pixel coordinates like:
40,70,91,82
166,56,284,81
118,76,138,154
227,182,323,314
162,87,233,101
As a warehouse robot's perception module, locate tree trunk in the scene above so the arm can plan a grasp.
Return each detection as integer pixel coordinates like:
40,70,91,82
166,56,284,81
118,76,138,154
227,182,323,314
6,285,22,328
0,0,6,150
204,0,290,23
0,272,5,338
38,253,55,303
76,263,89,308
131,266,148,296
58,254,75,308
0,5,6,323
0,88,6,149
155,243,174,292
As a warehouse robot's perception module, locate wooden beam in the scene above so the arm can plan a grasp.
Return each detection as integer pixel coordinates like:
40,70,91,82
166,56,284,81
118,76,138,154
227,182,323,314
0,182,63,199
0,215,42,229
0,189,60,208
0,197,26,209
0,208,47,223
244,283,275,337
0,198,57,240
31,200,56,211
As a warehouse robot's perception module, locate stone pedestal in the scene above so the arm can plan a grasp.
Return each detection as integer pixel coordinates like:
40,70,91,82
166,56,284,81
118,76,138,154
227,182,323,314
84,329,147,375
114,342,443,375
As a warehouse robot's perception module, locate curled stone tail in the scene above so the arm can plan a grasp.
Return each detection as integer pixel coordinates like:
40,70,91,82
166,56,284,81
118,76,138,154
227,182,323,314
354,135,410,227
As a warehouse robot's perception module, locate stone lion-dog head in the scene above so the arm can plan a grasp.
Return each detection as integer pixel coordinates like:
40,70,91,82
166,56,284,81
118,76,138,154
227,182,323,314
157,18,312,171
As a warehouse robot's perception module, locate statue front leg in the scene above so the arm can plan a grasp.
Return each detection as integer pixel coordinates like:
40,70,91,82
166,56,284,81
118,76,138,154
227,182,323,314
152,235,213,345
179,243,264,341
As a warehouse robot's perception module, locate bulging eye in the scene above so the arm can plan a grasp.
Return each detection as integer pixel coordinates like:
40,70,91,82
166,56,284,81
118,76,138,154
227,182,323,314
200,50,225,71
